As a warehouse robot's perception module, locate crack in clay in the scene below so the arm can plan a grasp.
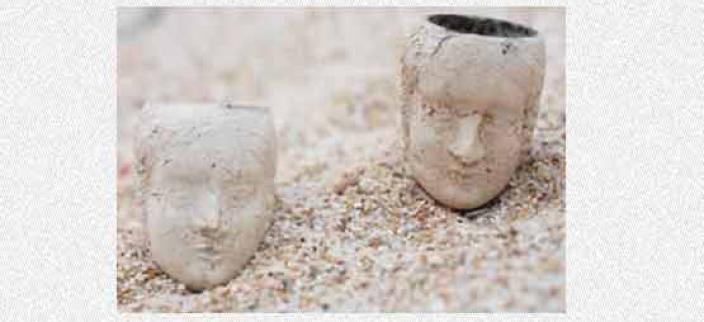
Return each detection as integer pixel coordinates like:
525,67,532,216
431,35,453,57
220,102,269,113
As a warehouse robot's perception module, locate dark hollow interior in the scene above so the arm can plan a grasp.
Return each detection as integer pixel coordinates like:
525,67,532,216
428,14,537,38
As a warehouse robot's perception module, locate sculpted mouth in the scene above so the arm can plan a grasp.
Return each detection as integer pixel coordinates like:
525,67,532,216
188,231,223,259
446,163,492,182
448,168,475,181
454,159,482,168
193,243,221,269
194,243,216,252
194,241,218,254
448,151,485,168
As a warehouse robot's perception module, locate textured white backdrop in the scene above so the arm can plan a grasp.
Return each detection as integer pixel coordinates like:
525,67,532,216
0,0,703,321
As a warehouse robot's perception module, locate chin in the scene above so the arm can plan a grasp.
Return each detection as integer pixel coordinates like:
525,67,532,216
174,253,239,291
148,237,236,291
432,182,495,210
413,164,503,210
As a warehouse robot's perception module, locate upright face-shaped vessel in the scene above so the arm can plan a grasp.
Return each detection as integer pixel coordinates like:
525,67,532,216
401,14,545,209
133,102,276,290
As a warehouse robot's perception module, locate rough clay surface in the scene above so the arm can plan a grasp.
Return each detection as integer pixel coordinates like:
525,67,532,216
134,102,276,290
401,17,545,210
117,8,565,312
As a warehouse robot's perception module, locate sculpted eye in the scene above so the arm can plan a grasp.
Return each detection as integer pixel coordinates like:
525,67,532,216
456,110,473,118
420,102,448,117
422,106,455,123
483,113,494,123
421,104,436,116
228,185,256,201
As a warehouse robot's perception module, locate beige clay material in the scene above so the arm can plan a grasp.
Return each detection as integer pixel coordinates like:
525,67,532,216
133,102,277,290
401,14,545,209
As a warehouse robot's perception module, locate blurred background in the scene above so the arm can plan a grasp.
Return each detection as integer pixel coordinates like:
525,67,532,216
118,7,564,192
117,7,564,312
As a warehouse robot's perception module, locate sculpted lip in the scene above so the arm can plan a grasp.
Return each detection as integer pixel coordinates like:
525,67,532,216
447,167,476,180
192,239,222,269
446,164,491,183
448,155,483,168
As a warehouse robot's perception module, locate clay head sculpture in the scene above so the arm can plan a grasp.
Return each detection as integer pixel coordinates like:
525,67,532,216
134,102,276,290
401,14,545,209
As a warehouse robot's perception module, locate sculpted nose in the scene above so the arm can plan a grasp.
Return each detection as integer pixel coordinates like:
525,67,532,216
193,192,221,235
197,211,221,236
448,114,485,164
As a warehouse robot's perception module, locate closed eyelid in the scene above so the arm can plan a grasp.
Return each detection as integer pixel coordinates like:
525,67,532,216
456,108,484,117
228,184,256,199
159,172,206,186
422,107,452,119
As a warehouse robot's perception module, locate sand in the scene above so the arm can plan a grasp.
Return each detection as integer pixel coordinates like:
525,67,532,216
117,7,565,312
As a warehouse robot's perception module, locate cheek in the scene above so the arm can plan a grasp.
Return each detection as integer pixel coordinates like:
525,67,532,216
146,199,188,239
221,194,270,223
409,116,449,155
216,196,272,255
483,122,522,155
144,186,205,236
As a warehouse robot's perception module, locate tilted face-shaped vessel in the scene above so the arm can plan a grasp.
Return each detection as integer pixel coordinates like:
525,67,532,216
401,14,545,209
133,102,276,290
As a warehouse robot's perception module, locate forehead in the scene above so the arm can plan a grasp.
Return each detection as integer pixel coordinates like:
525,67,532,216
152,134,272,183
140,104,274,182
157,149,262,179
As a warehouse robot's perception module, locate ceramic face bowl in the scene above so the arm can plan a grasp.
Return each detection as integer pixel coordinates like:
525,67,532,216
401,14,545,209
134,102,276,290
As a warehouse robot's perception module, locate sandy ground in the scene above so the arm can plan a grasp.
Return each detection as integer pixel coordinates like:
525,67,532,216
117,8,565,312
